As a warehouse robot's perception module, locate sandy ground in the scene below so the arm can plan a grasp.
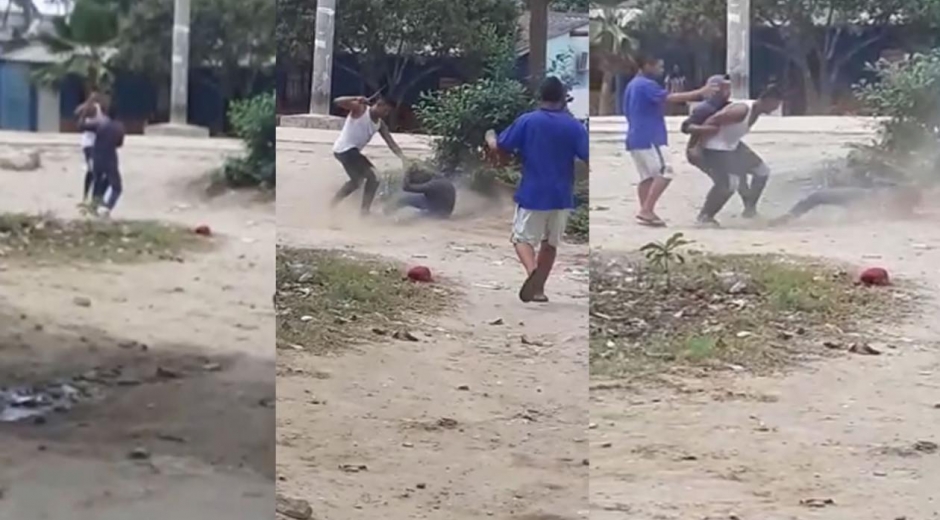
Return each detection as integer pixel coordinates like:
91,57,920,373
0,132,274,519
275,127,589,519
588,117,940,519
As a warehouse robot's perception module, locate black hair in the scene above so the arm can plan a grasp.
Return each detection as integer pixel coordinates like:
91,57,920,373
759,84,783,100
634,51,658,69
539,76,566,104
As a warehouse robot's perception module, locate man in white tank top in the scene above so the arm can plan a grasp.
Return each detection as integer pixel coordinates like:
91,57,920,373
694,85,783,226
330,95,406,216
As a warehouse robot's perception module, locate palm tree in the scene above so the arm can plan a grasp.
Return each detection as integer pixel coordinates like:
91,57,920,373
32,0,119,93
590,0,637,115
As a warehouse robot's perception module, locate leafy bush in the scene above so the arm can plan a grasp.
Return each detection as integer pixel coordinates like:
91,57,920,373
221,92,276,188
415,78,534,170
853,50,940,184
415,28,534,170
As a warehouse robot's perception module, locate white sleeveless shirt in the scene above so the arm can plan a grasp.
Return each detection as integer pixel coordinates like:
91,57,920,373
704,99,754,151
332,109,379,154
80,103,102,148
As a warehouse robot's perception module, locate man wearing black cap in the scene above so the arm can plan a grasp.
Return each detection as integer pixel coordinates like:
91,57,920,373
485,76,589,303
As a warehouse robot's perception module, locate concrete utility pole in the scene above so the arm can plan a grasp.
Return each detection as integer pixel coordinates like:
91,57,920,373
147,0,207,136
726,0,750,99
170,0,191,125
310,0,337,114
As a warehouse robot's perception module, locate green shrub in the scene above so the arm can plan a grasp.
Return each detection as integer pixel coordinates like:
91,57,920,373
222,92,276,188
854,50,940,184
415,77,534,170
414,27,534,171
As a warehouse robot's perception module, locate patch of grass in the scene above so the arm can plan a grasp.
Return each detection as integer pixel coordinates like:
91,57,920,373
275,247,450,354
590,252,900,380
0,213,209,263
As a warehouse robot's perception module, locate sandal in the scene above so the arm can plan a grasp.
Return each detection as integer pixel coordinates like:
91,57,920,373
519,270,539,303
635,214,666,227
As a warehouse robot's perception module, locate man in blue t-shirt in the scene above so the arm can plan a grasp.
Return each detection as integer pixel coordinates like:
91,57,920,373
623,52,715,227
485,76,589,303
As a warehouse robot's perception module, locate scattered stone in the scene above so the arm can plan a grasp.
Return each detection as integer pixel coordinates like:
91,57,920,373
156,434,187,444
849,343,881,355
777,331,794,340
599,442,613,448
116,376,142,386
276,494,313,520
520,335,544,346
800,498,835,508
339,463,368,473
913,440,938,454
258,397,275,408
823,340,842,350
437,417,459,429
202,362,223,372
128,447,151,460
155,366,181,379
392,330,419,342
402,442,414,448
728,281,749,294
72,296,92,308
371,327,388,336
416,483,427,490
582,458,589,466
193,225,212,237
456,385,470,391
488,318,504,326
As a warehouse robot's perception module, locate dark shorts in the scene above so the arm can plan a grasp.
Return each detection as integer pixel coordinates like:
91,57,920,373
334,148,376,182
83,147,93,169
700,143,766,177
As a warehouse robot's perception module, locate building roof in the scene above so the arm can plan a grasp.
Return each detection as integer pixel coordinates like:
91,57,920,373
0,41,58,63
516,11,589,55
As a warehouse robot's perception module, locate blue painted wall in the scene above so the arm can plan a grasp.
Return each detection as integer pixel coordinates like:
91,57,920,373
0,61,37,131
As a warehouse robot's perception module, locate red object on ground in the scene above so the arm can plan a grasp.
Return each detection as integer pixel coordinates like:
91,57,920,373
194,224,212,237
407,265,433,283
859,267,890,286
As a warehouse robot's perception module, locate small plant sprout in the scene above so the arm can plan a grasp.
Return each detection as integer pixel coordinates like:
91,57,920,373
639,232,693,288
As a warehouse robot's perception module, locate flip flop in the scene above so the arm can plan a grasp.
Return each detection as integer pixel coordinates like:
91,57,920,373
519,269,540,303
635,215,666,227
531,294,549,303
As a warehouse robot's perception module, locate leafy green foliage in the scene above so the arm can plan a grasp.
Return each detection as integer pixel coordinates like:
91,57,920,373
415,78,535,169
853,49,940,184
551,0,588,12
414,30,535,170
221,92,275,188
32,0,121,90
640,232,693,288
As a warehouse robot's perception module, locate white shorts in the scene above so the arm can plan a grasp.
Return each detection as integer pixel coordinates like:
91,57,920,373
630,146,673,181
511,206,569,247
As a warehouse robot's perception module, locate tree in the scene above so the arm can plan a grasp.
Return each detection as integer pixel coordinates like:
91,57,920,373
590,0,637,114
752,0,922,113
551,0,588,12
333,0,519,112
113,0,275,114
2,0,40,33
275,0,317,63
632,0,725,85
33,0,120,92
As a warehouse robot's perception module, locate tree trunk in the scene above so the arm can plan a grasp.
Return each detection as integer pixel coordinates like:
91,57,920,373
528,0,548,91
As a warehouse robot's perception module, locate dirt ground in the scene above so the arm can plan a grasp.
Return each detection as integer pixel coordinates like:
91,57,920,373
0,132,274,519
589,117,940,519
275,127,589,519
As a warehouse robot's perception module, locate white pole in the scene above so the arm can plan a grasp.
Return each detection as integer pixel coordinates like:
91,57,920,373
310,0,337,114
726,0,750,99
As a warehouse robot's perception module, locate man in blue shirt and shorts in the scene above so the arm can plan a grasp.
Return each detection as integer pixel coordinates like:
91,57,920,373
486,77,589,303
623,52,715,226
